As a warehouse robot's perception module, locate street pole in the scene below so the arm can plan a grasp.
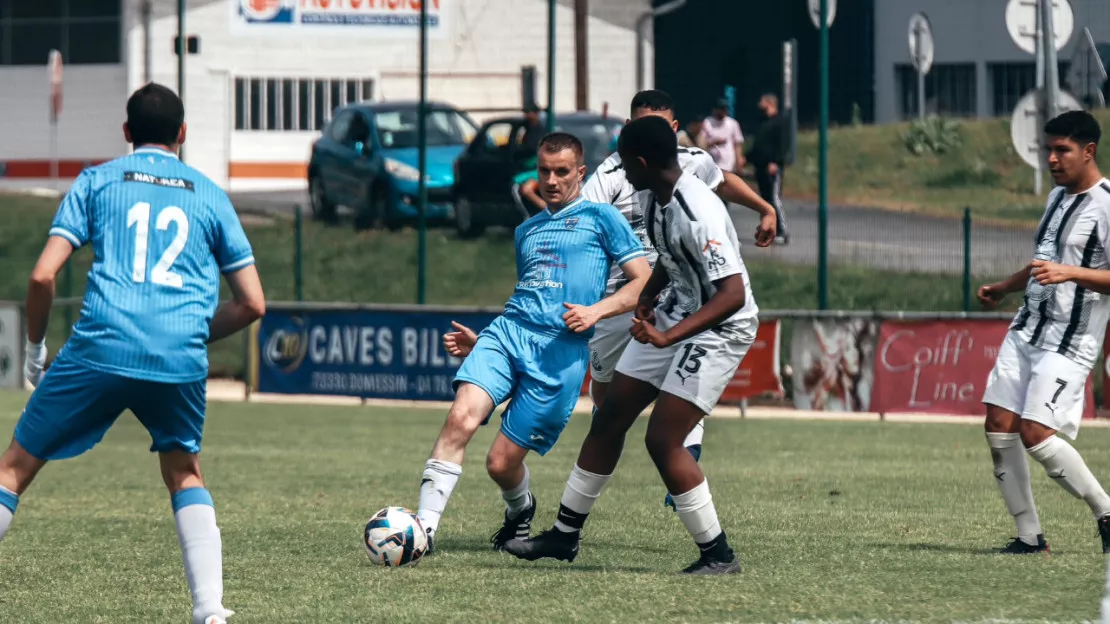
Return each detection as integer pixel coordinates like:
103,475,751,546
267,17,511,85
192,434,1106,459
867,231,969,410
547,0,557,133
177,0,186,162
417,0,428,304
1034,0,1045,195
817,0,829,310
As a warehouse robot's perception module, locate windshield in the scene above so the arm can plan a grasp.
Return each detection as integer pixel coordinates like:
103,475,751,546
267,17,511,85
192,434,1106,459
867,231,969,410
558,120,623,171
375,109,478,149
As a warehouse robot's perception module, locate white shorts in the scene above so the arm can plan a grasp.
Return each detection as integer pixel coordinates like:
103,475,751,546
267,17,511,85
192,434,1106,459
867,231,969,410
614,313,752,414
588,312,635,384
982,330,1091,440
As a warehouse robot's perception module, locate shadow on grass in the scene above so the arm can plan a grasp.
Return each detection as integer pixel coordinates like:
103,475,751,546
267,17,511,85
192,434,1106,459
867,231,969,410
868,542,1005,555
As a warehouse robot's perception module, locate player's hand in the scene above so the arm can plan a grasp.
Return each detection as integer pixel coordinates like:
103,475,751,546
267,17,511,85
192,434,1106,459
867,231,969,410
755,213,777,247
443,321,477,358
23,339,46,388
976,283,1006,310
634,296,657,324
1031,260,1075,286
630,317,672,348
563,303,601,333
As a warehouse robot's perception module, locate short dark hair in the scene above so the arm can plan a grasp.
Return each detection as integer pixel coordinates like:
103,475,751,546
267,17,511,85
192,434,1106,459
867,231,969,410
523,103,541,114
1044,110,1101,148
618,115,678,168
538,132,584,164
630,89,674,116
126,83,185,146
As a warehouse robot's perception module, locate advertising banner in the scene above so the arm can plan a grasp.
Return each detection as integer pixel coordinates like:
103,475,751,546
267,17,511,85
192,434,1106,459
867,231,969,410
791,318,879,412
870,320,1095,418
231,0,449,37
257,307,496,401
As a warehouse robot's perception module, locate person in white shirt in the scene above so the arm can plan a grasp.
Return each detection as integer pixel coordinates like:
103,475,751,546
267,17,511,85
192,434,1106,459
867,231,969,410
699,98,745,174
978,110,1110,557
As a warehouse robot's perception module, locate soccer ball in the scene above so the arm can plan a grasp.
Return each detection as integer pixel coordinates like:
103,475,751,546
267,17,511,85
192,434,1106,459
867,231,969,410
363,506,428,567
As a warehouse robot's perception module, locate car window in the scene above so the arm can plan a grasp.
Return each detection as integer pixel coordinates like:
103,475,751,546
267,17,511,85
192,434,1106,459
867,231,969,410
476,122,515,155
346,113,371,145
375,109,479,149
329,110,353,142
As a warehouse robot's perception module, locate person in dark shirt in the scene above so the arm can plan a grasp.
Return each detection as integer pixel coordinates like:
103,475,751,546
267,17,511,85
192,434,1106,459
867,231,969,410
520,104,545,156
746,93,790,244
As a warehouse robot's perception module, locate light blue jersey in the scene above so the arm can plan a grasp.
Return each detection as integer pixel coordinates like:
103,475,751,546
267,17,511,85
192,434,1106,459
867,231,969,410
49,147,255,383
502,197,644,340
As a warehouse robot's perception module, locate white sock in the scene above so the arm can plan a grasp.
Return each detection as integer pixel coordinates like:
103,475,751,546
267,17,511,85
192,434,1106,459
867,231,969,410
671,479,723,544
0,484,17,543
986,432,1042,544
1028,436,1110,518
171,488,228,624
554,464,612,533
418,459,462,534
502,464,532,516
683,419,705,448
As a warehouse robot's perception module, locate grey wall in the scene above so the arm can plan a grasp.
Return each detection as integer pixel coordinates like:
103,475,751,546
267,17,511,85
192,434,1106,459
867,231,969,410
874,0,1110,122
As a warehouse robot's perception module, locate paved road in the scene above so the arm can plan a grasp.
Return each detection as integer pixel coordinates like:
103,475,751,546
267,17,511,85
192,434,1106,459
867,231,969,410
229,190,1035,277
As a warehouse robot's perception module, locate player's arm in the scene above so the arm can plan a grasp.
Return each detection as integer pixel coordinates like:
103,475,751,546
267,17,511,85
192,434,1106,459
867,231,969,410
633,273,746,347
26,237,75,345
565,256,651,331
208,197,266,343
715,171,776,246
978,263,1034,308
1031,263,1110,295
562,206,649,333
208,265,265,343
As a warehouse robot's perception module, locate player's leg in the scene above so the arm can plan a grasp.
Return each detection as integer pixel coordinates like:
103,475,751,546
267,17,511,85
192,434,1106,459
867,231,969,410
418,320,513,548
131,379,232,624
981,331,1045,553
0,440,45,542
503,338,668,562
0,358,127,543
1019,350,1110,553
646,334,746,575
665,419,706,511
485,432,535,550
486,333,589,551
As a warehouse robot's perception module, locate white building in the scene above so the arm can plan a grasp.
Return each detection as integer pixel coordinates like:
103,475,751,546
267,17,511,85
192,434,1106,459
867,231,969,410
0,0,653,191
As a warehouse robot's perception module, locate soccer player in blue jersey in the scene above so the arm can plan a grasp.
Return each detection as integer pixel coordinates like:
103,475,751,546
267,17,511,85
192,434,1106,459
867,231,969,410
417,133,651,554
0,84,265,624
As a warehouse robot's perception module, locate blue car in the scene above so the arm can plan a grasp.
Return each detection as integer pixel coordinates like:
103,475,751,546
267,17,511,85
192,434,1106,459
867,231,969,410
307,101,478,229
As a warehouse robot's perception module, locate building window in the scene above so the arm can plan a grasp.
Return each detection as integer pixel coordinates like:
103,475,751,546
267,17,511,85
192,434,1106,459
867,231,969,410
0,0,121,66
989,62,1070,117
896,63,978,120
234,76,377,131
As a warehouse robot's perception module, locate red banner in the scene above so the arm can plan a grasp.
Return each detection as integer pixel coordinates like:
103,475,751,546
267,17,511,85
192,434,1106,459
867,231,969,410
871,320,1094,418
581,320,783,402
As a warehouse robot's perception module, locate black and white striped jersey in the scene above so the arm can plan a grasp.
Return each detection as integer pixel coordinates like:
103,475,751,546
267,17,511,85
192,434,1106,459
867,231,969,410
1011,179,1110,368
643,173,758,343
582,147,724,295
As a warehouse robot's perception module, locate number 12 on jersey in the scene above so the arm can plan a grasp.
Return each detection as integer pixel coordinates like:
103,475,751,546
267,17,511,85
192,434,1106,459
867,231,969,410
127,202,189,288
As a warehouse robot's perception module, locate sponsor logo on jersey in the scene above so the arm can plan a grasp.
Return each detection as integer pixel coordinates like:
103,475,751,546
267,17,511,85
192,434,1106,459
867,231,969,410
123,171,195,192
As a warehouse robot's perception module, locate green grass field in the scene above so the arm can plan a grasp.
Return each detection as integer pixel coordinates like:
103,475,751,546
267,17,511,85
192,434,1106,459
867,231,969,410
0,391,1107,623
789,109,1110,224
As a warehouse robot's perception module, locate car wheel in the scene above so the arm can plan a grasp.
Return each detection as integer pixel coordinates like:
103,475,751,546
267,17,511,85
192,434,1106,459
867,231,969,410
454,196,486,239
308,175,337,223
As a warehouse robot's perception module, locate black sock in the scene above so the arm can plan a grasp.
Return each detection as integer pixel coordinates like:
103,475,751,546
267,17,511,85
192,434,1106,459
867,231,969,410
696,531,733,561
554,503,587,535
